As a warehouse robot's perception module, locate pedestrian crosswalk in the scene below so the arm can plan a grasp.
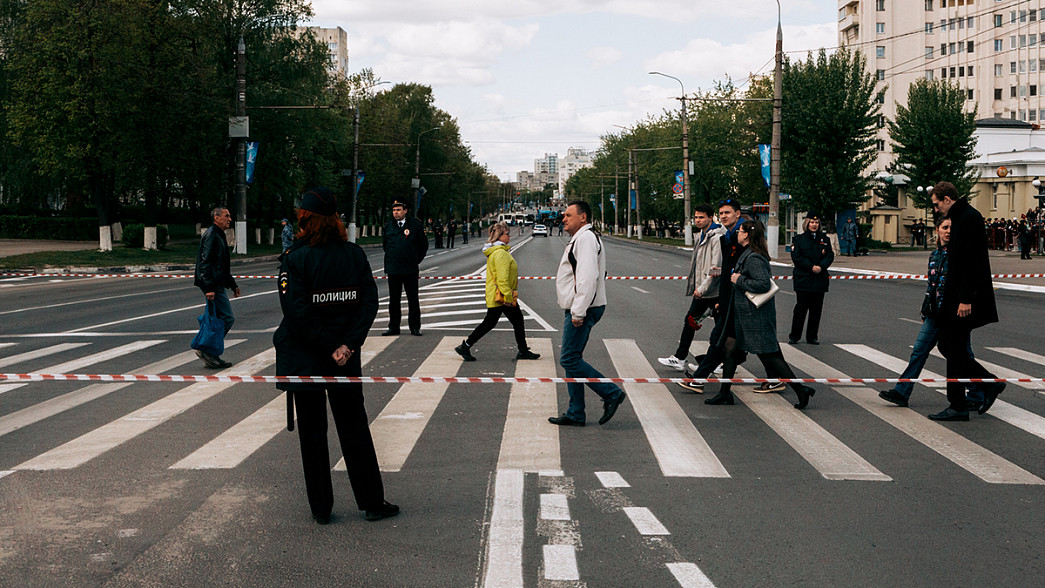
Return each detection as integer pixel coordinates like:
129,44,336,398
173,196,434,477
0,335,1044,486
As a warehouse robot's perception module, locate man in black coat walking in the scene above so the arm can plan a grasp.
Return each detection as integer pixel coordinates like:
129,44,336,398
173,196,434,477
382,201,429,336
788,212,833,345
193,207,241,368
927,181,1004,421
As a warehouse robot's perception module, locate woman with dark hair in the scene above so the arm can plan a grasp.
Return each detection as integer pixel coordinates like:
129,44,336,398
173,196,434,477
455,222,541,361
704,220,816,409
274,187,398,524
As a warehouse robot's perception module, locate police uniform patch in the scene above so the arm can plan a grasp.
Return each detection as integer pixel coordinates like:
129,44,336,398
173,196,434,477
278,272,289,295
310,288,359,306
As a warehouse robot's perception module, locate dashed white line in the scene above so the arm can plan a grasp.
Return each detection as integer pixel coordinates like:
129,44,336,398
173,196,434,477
631,286,650,294
539,494,570,521
595,471,630,488
482,469,525,588
543,545,580,581
622,506,670,536
667,562,717,587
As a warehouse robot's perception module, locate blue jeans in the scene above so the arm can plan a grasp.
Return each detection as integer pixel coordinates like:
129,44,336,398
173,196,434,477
210,289,235,336
895,317,982,402
559,307,623,422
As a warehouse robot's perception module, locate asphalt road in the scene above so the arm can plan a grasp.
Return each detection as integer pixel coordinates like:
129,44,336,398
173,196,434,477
1,229,1043,587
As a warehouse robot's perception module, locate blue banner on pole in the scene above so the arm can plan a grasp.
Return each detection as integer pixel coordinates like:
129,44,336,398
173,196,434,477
416,187,426,212
245,142,259,184
630,190,637,210
356,171,365,192
758,144,771,188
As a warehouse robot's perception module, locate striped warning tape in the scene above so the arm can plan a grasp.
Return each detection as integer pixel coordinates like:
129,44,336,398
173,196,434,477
0,373,1040,385
5,271,1045,281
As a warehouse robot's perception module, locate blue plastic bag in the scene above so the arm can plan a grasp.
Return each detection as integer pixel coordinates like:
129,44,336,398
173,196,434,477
190,300,225,357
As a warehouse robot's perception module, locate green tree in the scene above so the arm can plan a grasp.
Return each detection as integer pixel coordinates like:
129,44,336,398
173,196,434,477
781,48,880,228
887,78,979,206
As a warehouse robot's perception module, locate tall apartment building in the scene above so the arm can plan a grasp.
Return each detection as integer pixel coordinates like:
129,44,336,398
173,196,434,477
557,148,593,195
297,26,349,79
841,0,1045,172
534,153,558,175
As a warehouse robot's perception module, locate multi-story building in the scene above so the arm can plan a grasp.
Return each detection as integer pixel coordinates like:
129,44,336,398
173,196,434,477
839,0,1045,242
557,147,593,195
297,26,349,79
534,153,558,175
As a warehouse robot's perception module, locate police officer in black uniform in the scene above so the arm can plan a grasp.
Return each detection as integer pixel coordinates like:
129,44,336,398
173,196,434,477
788,211,834,345
382,200,429,336
274,187,398,524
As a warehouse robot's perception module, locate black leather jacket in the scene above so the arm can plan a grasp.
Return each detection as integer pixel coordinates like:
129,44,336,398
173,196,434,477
194,225,238,293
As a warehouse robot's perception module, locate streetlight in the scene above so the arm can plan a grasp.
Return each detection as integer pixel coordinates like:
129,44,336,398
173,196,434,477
613,124,638,238
917,184,933,249
233,34,248,255
347,80,391,242
649,71,692,246
412,126,440,217
768,0,783,259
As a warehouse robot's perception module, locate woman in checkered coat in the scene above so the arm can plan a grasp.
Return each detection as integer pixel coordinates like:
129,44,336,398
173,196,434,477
704,220,816,409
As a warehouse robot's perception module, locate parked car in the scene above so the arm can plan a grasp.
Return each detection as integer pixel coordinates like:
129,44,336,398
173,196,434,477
532,224,548,237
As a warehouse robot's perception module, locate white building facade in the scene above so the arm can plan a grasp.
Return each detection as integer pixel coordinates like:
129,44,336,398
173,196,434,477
557,147,593,195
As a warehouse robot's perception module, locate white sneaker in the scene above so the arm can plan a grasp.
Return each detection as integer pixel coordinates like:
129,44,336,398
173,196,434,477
713,366,723,376
658,356,687,371
687,362,700,373
754,381,786,393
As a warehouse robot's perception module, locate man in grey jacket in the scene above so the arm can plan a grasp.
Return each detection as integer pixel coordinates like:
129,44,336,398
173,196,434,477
548,201,627,427
658,203,724,372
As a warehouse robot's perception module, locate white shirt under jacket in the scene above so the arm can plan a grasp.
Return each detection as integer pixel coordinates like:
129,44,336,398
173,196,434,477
556,223,608,320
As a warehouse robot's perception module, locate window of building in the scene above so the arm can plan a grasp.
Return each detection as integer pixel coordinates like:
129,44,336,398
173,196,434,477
959,66,965,76
1021,10,1027,22
968,65,974,76
1020,85,1027,97
926,0,934,9
942,67,948,78
1033,10,1038,22
1040,109,1045,120
951,66,957,77
995,88,1003,100
877,46,885,58
968,16,975,29
992,184,999,210
927,46,935,58
1032,60,1039,72
1020,60,1027,73
1011,36,1017,49
968,89,974,100
1011,61,1018,73
877,139,886,151
1011,112,1017,120
1040,59,1045,70
876,22,886,34
996,63,1004,76
1011,11,1017,23
968,41,975,53
877,91,886,104
1020,35,1027,48
950,18,957,30
1031,34,1037,46
959,17,965,29
995,39,1003,51
1032,85,1038,96
1019,109,1026,120
877,69,886,81
941,44,948,55
927,22,935,33
1031,110,1037,121
994,14,1002,27
878,115,886,128
949,42,956,54
926,69,935,80
1011,85,1017,97
876,0,885,11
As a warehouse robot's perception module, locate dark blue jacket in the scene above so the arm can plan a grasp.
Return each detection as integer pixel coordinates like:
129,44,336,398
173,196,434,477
382,216,429,275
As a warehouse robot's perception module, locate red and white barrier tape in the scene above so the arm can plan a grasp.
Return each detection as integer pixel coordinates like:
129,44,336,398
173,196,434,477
6,271,1045,281
0,373,1040,385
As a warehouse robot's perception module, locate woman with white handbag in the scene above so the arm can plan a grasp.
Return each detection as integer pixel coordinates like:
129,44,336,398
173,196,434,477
703,220,816,409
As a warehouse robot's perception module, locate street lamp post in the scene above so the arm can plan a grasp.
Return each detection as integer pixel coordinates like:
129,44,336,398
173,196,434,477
234,35,248,255
649,71,692,246
347,80,391,243
768,0,783,259
413,127,440,217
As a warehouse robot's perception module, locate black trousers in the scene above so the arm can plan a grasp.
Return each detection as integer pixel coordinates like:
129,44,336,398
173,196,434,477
938,321,997,411
673,296,717,359
387,274,421,332
293,385,384,518
789,290,825,342
466,304,529,350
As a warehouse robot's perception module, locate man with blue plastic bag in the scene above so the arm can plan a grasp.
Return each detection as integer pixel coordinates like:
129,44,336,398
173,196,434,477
193,207,241,368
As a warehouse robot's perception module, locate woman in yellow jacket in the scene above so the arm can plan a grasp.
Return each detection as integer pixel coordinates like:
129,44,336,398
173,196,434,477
455,222,541,361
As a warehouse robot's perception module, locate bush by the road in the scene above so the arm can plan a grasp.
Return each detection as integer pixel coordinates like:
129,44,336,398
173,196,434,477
0,215,97,240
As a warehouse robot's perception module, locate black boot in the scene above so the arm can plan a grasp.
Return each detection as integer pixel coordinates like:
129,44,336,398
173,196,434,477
704,390,735,405
455,341,476,361
794,385,816,410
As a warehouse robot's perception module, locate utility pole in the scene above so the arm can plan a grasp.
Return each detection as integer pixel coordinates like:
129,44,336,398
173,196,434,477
348,107,360,242
234,35,247,254
769,0,783,259
649,71,692,246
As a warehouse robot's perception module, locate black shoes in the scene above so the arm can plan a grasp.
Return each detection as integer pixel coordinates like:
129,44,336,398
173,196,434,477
455,341,476,361
879,389,909,407
965,400,983,413
788,338,798,345
516,349,541,360
410,330,422,336
704,391,735,405
365,501,400,522
979,382,1005,415
806,339,820,345
548,414,585,427
928,408,970,422
794,385,816,410
195,349,231,369
381,329,400,336
312,513,332,525
599,392,627,425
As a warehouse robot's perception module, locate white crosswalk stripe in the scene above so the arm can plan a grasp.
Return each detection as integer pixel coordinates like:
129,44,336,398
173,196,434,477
0,340,163,396
928,348,1045,391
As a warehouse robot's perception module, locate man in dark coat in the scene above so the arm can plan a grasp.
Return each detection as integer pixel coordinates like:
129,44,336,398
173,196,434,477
382,201,429,336
193,207,241,368
927,181,1004,421
788,212,833,345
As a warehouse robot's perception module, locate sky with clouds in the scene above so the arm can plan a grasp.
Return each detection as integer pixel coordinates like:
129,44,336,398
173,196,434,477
306,1,837,181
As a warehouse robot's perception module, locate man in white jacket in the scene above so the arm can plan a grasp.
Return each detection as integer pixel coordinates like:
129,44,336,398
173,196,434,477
657,202,724,374
548,201,627,427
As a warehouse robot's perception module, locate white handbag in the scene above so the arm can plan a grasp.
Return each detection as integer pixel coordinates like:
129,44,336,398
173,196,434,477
744,279,779,308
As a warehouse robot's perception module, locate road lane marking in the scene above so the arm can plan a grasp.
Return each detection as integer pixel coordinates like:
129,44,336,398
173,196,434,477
0,340,165,397
0,341,244,439
0,285,192,316
540,493,570,520
0,342,91,369
605,339,729,478
667,562,717,588
780,342,862,386
494,339,560,472
595,471,630,488
622,507,670,535
15,349,275,470
543,545,579,581
63,291,274,333
928,348,1045,390
631,286,650,294
367,337,461,472
482,469,524,588
838,344,1045,442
